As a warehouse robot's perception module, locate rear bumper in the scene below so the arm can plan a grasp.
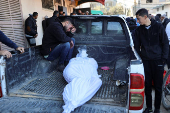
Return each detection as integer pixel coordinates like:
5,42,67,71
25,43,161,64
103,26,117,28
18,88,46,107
129,109,143,113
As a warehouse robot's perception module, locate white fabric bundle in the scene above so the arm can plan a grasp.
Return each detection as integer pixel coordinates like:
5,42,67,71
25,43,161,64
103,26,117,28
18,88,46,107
62,47,102,113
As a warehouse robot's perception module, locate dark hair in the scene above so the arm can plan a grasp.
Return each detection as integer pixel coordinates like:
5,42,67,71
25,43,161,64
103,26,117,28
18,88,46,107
33,12,38,17
62,17,74,25
63,12,65,14
135,8,148,17
53,11,59,16
156,14,161,18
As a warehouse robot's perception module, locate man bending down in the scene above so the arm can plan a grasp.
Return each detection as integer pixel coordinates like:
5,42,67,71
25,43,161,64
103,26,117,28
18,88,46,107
41,18,76,72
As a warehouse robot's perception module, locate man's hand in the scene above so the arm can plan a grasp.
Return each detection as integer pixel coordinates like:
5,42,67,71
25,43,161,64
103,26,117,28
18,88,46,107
0,50,12,58
70,40,74,49
16,47,25,54
34,34,38,38
71,27,76,33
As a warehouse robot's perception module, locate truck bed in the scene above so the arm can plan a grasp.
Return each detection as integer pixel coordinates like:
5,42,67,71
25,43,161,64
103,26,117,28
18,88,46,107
0,42,130,112
8,69,127,107
0,69,127,113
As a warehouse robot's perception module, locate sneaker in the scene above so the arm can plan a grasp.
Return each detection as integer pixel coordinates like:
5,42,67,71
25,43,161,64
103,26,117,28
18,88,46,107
57,64,65,72
154,109,160,113
143,108,153,113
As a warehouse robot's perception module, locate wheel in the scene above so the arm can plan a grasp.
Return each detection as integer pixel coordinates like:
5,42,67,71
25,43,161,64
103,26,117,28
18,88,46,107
162,69,170,110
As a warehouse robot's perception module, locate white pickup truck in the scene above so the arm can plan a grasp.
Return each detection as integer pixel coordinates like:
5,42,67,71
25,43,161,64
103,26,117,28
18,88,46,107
0,15,145,113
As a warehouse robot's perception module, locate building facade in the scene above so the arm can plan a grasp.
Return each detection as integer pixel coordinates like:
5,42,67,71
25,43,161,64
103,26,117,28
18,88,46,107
151,0,170,18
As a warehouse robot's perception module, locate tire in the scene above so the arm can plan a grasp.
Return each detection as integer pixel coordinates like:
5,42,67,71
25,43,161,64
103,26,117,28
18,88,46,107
162,69,170,110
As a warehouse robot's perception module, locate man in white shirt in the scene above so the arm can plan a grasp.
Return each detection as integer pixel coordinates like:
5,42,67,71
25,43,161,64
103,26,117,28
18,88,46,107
161,14,170,68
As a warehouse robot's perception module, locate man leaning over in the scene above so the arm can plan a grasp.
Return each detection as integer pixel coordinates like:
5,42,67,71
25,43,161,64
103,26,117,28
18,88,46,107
41,18,76,72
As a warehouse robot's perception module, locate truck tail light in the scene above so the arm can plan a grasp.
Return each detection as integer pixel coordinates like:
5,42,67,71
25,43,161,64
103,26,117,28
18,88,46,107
129,73,144,110
130,73,144,89
129,92,144,110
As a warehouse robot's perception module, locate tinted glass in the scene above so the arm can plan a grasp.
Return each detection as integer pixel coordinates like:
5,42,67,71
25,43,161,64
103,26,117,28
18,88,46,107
91,21,102,35
107,22,124,36
75,20,87,34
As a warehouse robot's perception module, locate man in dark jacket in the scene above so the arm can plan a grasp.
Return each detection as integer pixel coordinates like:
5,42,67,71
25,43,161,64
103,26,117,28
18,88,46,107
0,30,24,58
155,14,161,23
25,12,38,47
46,11,59,28
41,18,76,72
134,8,169,113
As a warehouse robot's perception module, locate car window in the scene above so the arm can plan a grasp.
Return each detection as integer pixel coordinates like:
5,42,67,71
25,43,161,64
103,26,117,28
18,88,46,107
91,21,102,35
107,22,124,36
75,20,87,34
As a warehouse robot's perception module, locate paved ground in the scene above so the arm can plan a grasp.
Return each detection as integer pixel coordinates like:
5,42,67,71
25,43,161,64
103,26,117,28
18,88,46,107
143,89,170,113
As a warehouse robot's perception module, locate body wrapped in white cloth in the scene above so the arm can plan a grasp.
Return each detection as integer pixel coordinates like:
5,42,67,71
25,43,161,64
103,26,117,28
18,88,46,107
62,46,102,113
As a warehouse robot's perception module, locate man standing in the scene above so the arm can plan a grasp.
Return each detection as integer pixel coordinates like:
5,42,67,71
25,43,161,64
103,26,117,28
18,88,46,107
0,30,24,58
41,18,76,72
77,9,82,15
134,8,169,113
25,12,38,47
161,14,170,68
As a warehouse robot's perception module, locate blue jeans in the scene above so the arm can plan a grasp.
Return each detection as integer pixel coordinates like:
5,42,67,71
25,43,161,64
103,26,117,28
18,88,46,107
47,38,75,65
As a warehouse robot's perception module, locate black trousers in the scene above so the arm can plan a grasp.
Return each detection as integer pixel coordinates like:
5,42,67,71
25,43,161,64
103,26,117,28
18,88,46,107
167,45,170,69
143,60,164,109
26,37,36,47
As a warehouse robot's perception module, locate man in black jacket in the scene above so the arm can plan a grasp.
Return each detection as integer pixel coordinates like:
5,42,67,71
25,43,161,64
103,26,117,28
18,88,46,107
134,8,169,113
25,12,38,47
46,11,59,28
41,18,76,72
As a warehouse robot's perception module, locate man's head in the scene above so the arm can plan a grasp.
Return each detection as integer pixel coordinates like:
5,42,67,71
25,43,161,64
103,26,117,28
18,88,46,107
148,14,152,19
53,10,59,17
62,18,74,32
59,10,63,15
63,12,65,16
156,14,161,19
78,10,82,14
33,12,38,19
161,14,167,22
135,8,149,25
86,11,89,15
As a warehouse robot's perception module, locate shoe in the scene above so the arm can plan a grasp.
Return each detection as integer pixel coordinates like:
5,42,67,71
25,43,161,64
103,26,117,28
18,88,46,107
154,109,160,113
57,64,65,72
143,108,153,113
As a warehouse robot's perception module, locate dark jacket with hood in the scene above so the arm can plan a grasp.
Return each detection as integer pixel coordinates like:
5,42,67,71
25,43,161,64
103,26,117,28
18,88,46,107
41,21,74,55
46,16,60,28
25,15,37,36
134,19,169,61
162,18,170,29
